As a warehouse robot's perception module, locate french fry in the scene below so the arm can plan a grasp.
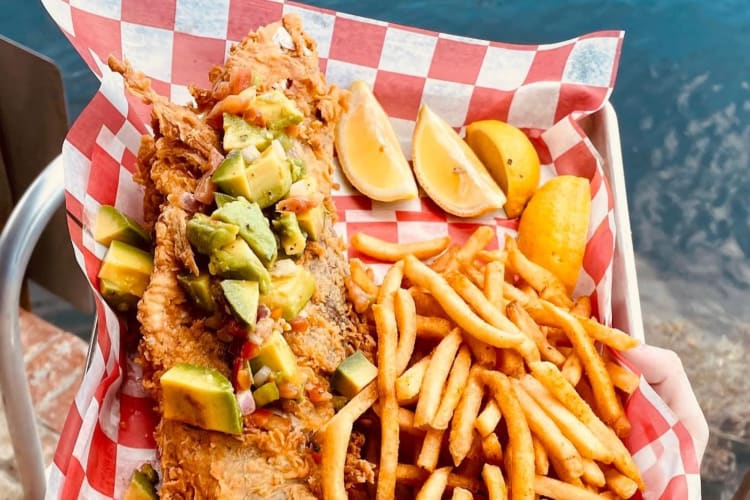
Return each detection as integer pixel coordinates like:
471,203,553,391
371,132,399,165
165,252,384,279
416,428,444,472
416,315,453,340
377,260,404,304
529,361,643,488
463,334,497,367
544,325,570,347
483,260,506,313
510,379,583,480
520,375,613,463
481,433,504,464
403,256,539,362
476,249,506,264
532,436,549,475
507,301,566,366
320,384,377,499
373,404,424,437
447,271,520,333
482,370,535,500
530,301,625,430
349,258,378,296
498,349,525,377
504,235,573,308
533,475,605,500
415,328,463,428
396,464,482,492
410,287,447,318
571,296,591,317
456,226,495,265
461,262,486,288
396,354,432,405
481,463,508,500
351,232,451,262
475,400,502,437
561,352,583,386
451,487,474,500
605,361,640,394
433,345,473,429
449,366,484,466
415,466,451,500
430,244,458,273
373,303,399,500
395,289,417,375
604,468,639,499
581,458,606,488
503,282,533,306
576,316,640,351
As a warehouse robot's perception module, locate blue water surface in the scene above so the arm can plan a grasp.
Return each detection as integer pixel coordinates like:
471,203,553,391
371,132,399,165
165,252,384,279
2,0,749,497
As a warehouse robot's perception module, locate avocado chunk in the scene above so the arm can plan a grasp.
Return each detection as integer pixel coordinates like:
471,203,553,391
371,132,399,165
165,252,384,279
253,382,280,407
212,151,253,200
297,204,326,241
220,280,259,327
160,363,242,435
214,192,237,208
288,158,305,182
249,331,298,381
332,351,378,399
100,278,140,312
177,272,216,312
209,239,270,294
212,198,277,265
186,213,239,255
98,241,153,300
93,205,151,249
252,91,304,131
245,140,293,209
223,113,274,152
124,466,158,500
272,211,307,257
259,263,316,321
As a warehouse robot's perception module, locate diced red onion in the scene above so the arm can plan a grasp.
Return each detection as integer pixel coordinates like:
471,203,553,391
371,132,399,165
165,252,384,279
253,365,272,387
236,389,256,415
175,192,203,213
256,304,271,321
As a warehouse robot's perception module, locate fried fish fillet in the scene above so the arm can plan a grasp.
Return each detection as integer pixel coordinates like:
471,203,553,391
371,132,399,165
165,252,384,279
111,15,374,498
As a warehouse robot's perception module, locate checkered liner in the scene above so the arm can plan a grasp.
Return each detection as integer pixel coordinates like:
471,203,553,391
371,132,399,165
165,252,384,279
40,0,699,498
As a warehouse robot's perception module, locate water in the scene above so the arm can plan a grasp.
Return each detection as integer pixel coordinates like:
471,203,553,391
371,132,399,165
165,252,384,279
4,0,749,496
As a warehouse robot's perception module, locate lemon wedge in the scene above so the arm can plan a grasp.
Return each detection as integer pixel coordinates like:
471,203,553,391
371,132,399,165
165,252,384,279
465,120,540,219
517,175,591,293
334,81,418,201
412,104,506,217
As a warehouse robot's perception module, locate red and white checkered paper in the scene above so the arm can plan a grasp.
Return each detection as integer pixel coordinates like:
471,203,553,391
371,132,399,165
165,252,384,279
41,0,699,498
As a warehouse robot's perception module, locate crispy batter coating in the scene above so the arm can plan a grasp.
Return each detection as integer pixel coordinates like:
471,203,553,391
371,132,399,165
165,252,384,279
110,14,373,498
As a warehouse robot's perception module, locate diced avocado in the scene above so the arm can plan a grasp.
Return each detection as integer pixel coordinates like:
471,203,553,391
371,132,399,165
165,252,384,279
332,351,378,399
249,331,298,381
272,211,307,257
259,263,315,321
222,113,273,152
251,91,304,131
209,239,271,294
93,205,151,249
288,158,305,182
253,382,280,407
212,198,277,266
214,192,237,208
245,140,292,209
160,363,242,435
123,468,158,500
100,278,140,312
177,272,216,312
297,204,326,241
221,280,259,327
186,213,239,255
98,241,153,299
212,151,252,200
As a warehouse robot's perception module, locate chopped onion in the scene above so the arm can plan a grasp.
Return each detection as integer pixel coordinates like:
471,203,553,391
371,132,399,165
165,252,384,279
253,365,272,386
240,144,261,163
273,27,295,51
236,389,256,415
247,332,264,345
256,304,271,321
271,259,297,278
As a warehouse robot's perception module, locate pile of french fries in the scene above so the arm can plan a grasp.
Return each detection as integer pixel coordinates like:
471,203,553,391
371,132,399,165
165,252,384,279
321,226,644,500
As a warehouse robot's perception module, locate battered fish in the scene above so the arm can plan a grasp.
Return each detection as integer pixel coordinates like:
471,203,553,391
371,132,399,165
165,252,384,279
111,15,374,498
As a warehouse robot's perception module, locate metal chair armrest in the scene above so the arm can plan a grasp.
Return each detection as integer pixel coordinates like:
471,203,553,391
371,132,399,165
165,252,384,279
0,155,65,500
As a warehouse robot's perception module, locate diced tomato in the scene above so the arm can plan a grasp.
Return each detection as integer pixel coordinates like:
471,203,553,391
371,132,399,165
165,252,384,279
311,451,322,464
278,382,300,400
247,408,273,427
231,357,243,390
236,368,252,392
206,94,252,128
289,316,309,333
240,340,260,361
306,384,332,404
229,65,253,94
